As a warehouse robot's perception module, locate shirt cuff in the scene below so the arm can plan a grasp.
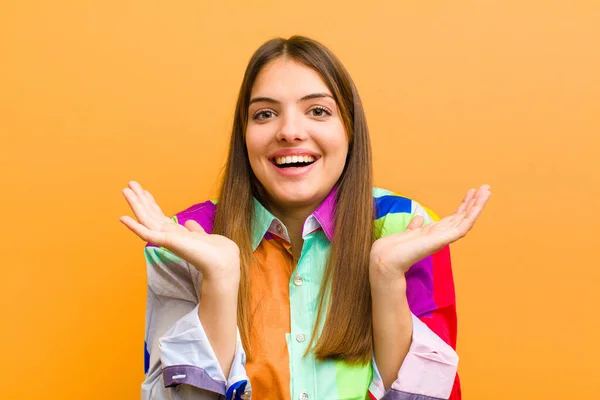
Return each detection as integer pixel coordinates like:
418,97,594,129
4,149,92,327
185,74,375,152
158,304,250,398
370,314,458,400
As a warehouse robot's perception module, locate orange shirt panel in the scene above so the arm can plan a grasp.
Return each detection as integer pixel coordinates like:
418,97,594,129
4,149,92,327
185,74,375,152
245,238,294,400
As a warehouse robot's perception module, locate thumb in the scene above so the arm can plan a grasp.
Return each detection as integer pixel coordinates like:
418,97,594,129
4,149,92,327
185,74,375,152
184,219,207,234
406,215,424,231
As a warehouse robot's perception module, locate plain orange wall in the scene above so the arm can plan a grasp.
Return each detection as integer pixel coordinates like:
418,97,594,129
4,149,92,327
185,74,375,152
1,1,599,399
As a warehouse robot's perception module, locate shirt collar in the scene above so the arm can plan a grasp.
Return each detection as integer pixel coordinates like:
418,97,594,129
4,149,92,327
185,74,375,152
307,186,336,241
250,187,337,251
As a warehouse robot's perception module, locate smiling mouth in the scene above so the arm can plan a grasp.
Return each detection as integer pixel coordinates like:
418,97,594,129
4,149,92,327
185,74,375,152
272,155,317,169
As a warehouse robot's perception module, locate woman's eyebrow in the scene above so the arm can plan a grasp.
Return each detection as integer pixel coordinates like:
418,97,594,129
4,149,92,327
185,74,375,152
299,93,334,101
248,93,334,106
249,96,280,106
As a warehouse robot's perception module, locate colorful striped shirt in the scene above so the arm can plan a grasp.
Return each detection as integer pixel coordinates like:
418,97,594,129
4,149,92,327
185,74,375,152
141,188,461,400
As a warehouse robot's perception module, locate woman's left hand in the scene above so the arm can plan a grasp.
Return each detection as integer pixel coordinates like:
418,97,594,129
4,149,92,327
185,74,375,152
369,185,492,282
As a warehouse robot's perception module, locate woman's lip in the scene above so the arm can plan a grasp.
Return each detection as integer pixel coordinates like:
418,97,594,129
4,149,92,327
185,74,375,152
269,149,320,159
269,154,321,165
269,158,317,178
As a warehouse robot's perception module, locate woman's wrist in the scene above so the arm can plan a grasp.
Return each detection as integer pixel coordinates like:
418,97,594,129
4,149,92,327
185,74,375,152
370,263,412,390
369,261,408,291
201,273,240,301
198,272,239,379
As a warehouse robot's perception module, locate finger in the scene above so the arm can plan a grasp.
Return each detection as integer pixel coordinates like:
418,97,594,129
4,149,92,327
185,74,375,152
405,215,424,231
127,182,166,228
457,189,491,233
464,185,491,214
122,188,161,230
451,198,475,228
466,187,491,219
473,185,492,208
129,181,157,216
388,216,434,244
120,216,166,245
128,180,145,197
463,186,491,219
456,188,476,214
144,190,165,215
143,189,171,223
456,206,483,234
184,219,207,234
384,224,423,244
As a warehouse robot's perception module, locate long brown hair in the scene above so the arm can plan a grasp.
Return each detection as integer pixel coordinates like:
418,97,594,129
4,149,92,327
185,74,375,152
213,36,374,364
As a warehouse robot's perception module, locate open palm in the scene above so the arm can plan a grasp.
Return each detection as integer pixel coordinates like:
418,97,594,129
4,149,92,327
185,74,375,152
370,185,491,281
119,181,240,281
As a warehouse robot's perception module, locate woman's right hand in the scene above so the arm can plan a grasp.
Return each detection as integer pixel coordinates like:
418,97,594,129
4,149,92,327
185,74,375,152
119,181,240,283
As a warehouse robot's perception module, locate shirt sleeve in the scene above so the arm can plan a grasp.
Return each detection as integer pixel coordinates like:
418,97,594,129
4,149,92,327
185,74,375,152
368,199,461,400
369,313,459,400
142,244,251,400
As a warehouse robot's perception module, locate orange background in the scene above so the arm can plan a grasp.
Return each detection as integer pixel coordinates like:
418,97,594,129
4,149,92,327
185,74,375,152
1,1,599,399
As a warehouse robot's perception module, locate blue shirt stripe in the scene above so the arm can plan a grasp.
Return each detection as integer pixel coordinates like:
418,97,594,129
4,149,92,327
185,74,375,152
374,195,412,219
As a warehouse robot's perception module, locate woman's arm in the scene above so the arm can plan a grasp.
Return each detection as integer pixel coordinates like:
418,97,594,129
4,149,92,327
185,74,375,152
368,186,490,398
121,182,249,398
370,271,412,390
142,246,249,399
369,246,461,400
199,276,239,378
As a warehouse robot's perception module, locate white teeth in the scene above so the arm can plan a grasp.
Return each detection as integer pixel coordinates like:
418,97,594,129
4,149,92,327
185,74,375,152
274,155,316,165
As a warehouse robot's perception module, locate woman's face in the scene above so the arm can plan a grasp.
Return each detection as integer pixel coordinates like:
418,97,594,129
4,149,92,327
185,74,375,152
246,57,349,214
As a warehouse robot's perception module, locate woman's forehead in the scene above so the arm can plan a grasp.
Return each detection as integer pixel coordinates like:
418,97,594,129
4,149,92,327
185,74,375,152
250,57,332,100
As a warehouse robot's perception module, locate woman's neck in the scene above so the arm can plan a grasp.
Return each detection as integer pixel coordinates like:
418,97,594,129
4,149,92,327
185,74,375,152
268,203,315,263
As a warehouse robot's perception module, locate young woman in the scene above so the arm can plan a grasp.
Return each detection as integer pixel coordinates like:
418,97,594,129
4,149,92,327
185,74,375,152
121,36,491,400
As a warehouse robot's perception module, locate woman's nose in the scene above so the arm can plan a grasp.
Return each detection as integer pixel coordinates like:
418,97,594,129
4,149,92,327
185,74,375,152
275,112,307,142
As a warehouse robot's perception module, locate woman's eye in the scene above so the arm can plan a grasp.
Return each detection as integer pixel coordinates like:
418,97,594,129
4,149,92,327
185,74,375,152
253,110,276,120
310,107,331,117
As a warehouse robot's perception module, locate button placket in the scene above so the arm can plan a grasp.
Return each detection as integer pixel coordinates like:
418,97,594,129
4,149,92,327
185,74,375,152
290,236,318,400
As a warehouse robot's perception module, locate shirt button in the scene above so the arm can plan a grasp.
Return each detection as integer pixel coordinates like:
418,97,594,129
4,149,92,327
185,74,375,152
276,223,283,234
299,393,309,400
293,275,304,286
296,333,306,343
